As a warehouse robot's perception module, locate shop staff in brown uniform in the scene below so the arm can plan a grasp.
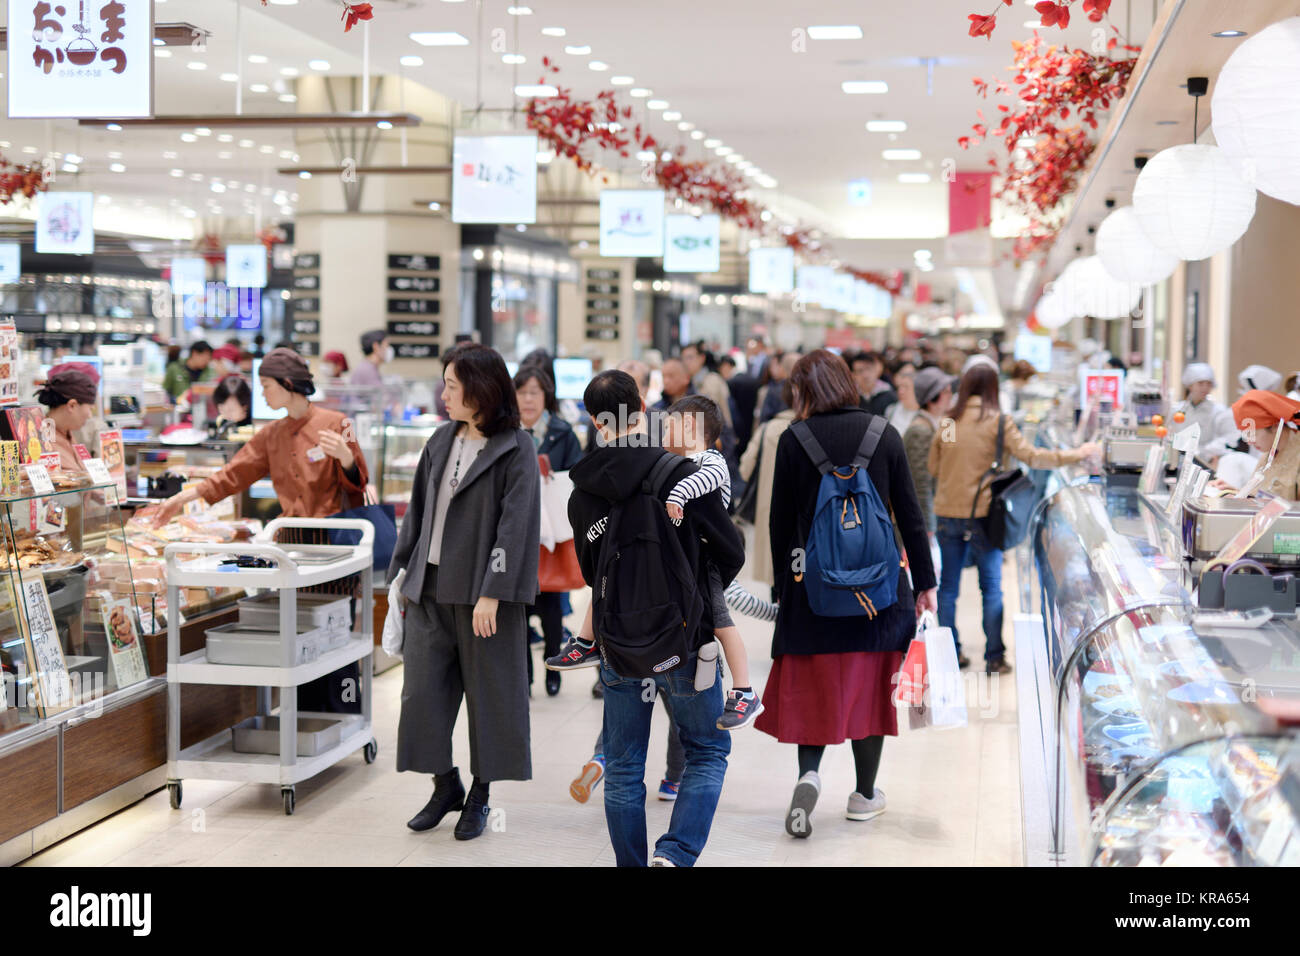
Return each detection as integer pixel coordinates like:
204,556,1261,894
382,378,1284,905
152,348,369,524
38,363,101,473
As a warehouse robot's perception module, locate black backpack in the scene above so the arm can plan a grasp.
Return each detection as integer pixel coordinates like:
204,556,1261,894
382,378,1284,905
972,414,1038,550
592,452,705,679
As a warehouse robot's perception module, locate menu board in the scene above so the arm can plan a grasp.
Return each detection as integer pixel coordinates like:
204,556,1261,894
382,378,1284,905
99,595,148,688
98,429,127,501
15,576,71,716
292,253,322,356
584,266,621,341
0,320,20,405
386,254,442,357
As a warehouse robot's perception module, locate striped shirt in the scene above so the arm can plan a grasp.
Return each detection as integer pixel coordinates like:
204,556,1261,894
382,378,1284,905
723,581,777,622
666,449,731,522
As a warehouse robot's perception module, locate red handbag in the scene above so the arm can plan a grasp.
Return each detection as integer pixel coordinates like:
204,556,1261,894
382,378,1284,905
538,540,586,592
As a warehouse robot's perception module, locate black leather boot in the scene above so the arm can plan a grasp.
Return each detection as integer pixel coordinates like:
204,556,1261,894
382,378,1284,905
407,768,465,832
453,782,491,841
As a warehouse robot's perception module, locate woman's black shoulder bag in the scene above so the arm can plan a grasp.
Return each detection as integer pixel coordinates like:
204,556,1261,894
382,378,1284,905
971,414,1037,550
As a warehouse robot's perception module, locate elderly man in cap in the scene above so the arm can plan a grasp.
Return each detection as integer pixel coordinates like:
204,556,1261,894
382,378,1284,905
1175,362,1229,460
350,329,392,387
153,348,369,525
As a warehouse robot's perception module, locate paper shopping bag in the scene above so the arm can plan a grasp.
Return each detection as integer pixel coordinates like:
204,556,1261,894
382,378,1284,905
895,623,927,708
920,612,967,728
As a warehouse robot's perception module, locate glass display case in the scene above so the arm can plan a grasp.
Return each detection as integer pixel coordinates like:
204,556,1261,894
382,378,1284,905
380,420,445,521
0,480,144,739
1023,476,1300,866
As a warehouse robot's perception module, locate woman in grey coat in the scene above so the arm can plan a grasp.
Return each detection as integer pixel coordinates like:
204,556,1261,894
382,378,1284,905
389,343,541,841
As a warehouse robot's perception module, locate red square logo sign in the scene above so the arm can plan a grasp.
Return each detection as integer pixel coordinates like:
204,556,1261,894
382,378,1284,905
462,163,475,177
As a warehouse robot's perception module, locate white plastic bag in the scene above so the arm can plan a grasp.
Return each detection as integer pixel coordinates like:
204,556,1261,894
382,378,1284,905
920,611,967,728
382,568,406,659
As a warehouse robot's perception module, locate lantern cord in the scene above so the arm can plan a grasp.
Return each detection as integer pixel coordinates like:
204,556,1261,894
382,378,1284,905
1193,95,1199,144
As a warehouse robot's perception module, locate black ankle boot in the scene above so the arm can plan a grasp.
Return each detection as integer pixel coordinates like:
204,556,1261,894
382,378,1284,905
407,768,466,832
454,782,491,841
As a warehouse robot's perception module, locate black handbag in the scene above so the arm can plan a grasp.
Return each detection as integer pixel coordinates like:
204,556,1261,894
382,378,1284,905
970,414,1037,550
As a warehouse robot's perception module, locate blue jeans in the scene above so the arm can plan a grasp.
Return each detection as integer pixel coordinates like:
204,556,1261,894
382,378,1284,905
936,517,1005,663
599,659,730,867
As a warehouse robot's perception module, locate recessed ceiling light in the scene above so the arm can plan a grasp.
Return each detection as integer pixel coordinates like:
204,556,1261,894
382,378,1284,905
725,155,742,164
514,84,558,97
882,148,922,160
279,150,293,159
564,44,591,55
298,171,312,180
629,88,651,97
220,72,238,81
153,37,165,46
107,150,123,159
410,32,470,46
756,175,778,189
194,127,211,136
189,173,203,182
278,93,297,103
259,145,275,153
611,75,634,85
677,122,693,131
248,54,268,64
690,130,704,140
377,120,393,129
66,153,84,163
588,60,609,71
180,133,198,142
1155,119,1180,125
400,55,424,66
704,138,721,148
170,169,184,177
508,5,532,13
154,48,172,58
211,182,226,193
280,67,299,76
715,146,733,156
662,111,681,121
1023,19,1041,27
842,80,887,94
239,139,255,148
218,151,233,159
309,60,330,71
218,134,234,143
250,83,269,92
866,120,907,132
109,163,126,172
106,123,122,131
807,25,863,40
899,173,931,183
187,61,207,71
1212,29,1247,37
646,99,669,110
428,201,442,210
541,26,566,37
503,53,526,64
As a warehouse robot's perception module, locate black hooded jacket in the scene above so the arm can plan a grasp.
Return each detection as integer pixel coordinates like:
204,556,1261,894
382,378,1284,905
568,441,746,641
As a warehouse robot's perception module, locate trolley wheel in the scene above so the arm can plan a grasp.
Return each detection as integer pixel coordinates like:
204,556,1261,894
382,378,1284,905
363,740,378,764
282,787,295,815
167,781,182,810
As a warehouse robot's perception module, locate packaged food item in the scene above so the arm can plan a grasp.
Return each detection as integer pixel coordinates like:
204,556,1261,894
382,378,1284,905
0,441,19,493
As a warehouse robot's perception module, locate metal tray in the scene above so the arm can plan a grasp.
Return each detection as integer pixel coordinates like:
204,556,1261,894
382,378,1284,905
204,622,330,667
231,712,359,757
237,592,351,635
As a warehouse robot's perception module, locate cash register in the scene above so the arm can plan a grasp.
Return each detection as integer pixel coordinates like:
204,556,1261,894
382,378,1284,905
1183,495,1300,611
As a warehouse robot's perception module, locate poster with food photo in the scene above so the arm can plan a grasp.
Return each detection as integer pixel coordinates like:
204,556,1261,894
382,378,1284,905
99,596,147,688
0,321,18,406
4,406,52,464
98,429,128,502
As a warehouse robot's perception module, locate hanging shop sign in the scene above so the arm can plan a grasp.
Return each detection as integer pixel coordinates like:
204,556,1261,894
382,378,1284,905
171,256,206,297
599,189,665,258
7,0,154,119
452,132,539,225
387,320,440,337
0,244,20,285
393,342,439,359
796,265,833,308
1014,332,1053,372
291,318,319,335
36,192,95,255
388,297,440,315
830,272,856,313
293,252,320,270
748,247,794,295
388,254,440,272
388,275,439,293
225,244,267,289
663,214,721,274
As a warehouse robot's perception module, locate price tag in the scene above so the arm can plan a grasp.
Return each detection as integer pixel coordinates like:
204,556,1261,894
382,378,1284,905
39,452,61,472
25,464,54,495
73,444,91,461
85,458,113,486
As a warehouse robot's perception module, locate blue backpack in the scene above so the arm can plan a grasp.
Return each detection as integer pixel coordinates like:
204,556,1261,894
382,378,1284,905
790,417,900,619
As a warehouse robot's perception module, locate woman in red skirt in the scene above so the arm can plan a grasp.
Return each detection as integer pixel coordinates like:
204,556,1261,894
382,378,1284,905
756,350,937,838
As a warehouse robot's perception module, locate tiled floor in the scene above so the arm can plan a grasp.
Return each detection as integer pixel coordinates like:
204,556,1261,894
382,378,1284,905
24,543,1025,867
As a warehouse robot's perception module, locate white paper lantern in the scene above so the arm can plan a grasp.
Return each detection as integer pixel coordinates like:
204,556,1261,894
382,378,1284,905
1095,205,1179,285
1034,288,1072,329
1212,16,1300,206
1068,256,1143,319
1132,144,1256,260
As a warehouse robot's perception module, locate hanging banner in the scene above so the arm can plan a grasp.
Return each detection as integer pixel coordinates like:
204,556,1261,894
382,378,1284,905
748,247,794,294
8,0,155,119
663,214,721,273
797,266,833,308
452,132,539,224
599,189,665,258
948,171,993,235
36,191,94,254
830,272,856,313
225,245,268,289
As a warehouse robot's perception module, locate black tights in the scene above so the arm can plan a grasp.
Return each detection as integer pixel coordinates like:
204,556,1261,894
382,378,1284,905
797,737,884,798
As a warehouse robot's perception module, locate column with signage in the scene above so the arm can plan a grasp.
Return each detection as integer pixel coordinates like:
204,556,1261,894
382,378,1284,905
386,254,441,360
572,259,635,368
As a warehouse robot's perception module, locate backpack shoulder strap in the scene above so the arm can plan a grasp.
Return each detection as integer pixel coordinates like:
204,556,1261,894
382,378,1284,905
993,413,1007,471
644,451,683,498
852,416,888,469
789,420,832,475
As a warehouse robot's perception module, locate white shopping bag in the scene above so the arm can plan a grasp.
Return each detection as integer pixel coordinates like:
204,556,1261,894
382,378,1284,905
920,611,967,728
542,469,576,543
382,568,406,659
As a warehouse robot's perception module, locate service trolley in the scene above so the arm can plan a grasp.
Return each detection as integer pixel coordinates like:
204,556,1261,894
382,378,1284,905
164,518,377,815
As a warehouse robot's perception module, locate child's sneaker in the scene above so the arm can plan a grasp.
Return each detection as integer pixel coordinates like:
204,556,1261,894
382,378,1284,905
569,756,605,804
657,778,680,801
716,689,764,730
546,636,599,670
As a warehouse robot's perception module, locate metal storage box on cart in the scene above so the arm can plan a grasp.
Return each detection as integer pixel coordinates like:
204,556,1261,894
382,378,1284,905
237,592,351,634
232,713,363,757
204,622,334,667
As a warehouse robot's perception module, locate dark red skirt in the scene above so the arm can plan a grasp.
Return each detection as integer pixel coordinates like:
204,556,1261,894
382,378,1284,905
755,651,903,745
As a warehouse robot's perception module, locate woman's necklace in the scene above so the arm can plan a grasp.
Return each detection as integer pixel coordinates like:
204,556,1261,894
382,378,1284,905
449,428,481,489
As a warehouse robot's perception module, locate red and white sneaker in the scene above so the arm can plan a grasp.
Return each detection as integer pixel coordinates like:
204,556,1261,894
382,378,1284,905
545,636,600,671
716,689,764,730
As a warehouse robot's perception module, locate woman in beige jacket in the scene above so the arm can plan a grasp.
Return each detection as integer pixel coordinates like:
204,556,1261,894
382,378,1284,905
740,382,795,591
928,364,1098,674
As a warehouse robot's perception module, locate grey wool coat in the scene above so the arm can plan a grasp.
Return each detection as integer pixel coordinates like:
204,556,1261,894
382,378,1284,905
389,422,541,607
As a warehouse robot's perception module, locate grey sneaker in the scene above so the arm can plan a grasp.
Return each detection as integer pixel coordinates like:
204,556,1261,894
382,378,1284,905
650,855,676,867
785,771,821,839
846,789,886,822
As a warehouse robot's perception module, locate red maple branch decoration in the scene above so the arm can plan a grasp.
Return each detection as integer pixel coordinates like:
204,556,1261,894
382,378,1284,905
0,154,50,205
968,0,1111,39
259,0,372,33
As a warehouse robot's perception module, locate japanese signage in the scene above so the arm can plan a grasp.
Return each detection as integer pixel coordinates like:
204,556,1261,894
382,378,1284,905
388,275,439,293
387,320,440,337
8,0,155,119
663,214,721,274
584,265,621,340
226,244,267,289
1014,332,1053,373
451,132,538,224
393,342,439,359
291,296,320,314
292,274,320,290
388,298,440,315
293,252,320,270
1080,368,1125,411
100,595,148,688
0,321,19,406
17,576,72,716
748,247,795,295
0,244,20,285
292,318,319,335
388,254,440,271
36,191,94,254
599,189,665,258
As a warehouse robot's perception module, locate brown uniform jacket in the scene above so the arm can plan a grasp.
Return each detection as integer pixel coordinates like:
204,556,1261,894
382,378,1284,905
198,404,368,517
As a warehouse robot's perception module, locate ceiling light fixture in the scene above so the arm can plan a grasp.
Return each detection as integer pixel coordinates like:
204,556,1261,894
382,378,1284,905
662,110,681,121
410,32,470,46
866,120,907,132
280,67,299,76
503,53,526,64
154,48,171,58
646,99,669,110
514,84,558,97
109,163,126,172
309,60,330,71
187,61,206,70
400,55,424,67
250,83,269,92
629,88,651,97
611,75,633,85
219,72,238,81
588,60,609,71
898,173,932,183
106,123,122,131
807,25,863,40
541,26,566,37
248,54,268,64
1212,29,1247,38
690,130,704,140
882,148,922,160
704,138,721,148
841,80,888,94
507,5,533,14
564,44,591,55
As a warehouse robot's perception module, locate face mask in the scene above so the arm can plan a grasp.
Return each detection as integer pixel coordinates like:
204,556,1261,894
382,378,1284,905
385,346,396,363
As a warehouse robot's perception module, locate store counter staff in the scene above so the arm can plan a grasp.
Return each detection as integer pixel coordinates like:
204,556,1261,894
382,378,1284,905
152,349,369,525
1221,390,1300,500
1174,363,1228,459
37,363,100,472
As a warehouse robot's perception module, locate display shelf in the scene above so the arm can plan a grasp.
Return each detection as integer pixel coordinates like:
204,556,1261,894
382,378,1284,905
175,713,370,786
168,635,372,687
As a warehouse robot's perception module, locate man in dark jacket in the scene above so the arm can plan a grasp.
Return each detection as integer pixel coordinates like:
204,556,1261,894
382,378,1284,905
548,370,745,867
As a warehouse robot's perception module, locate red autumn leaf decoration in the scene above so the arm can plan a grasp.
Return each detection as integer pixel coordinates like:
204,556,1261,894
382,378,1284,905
967,14,998,38
1035,1,1069,29
260,0,373,33
967,0,1113,38
0,153,51,205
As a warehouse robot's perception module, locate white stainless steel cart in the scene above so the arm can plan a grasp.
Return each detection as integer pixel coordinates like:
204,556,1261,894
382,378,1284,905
164,518,376,815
